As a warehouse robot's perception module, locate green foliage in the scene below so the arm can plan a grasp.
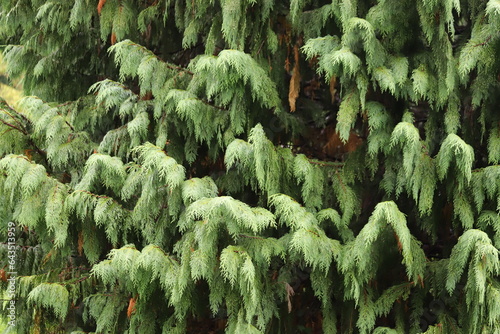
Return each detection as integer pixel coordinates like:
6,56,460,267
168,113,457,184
341,201,425,304
446,229,500,333
0,0,500,333
27,283,69,321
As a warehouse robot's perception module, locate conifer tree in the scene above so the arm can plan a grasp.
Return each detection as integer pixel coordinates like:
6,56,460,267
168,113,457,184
0,0,499,333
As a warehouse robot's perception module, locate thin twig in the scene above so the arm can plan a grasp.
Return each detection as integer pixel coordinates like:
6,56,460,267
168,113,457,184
0,118,27,135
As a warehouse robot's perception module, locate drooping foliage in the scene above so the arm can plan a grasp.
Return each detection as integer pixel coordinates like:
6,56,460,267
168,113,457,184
0,0,499,333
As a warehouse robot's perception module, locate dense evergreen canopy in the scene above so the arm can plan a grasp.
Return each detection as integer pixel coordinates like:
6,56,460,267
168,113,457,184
0,0,499,333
